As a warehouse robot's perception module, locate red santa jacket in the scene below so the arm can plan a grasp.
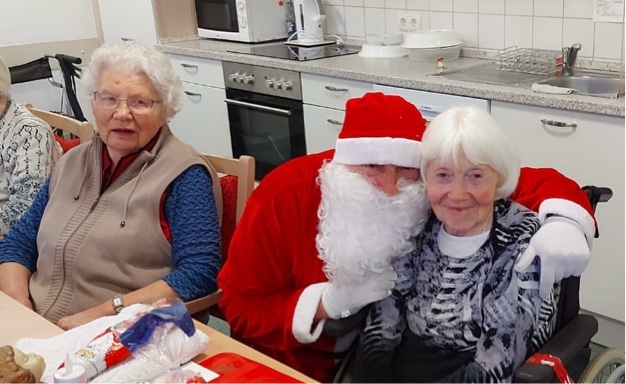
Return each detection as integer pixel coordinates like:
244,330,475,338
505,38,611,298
217,149,594,383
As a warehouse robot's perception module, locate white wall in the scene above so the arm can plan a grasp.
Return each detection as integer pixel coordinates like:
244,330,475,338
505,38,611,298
0,0,97,47
325,0,625,61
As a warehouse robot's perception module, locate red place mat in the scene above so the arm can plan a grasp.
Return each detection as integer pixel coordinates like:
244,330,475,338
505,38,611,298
198,352,303,383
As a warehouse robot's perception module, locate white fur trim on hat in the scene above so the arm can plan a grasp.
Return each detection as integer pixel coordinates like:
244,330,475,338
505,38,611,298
333,137,422,168
538,198,595,242
292,282,327,344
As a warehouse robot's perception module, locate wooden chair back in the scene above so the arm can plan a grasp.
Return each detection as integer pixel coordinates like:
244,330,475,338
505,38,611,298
25,103,94,143
185,154,256,321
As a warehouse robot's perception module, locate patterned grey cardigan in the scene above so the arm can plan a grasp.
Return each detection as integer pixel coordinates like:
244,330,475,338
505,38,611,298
0,100,60,234
353,199,556,383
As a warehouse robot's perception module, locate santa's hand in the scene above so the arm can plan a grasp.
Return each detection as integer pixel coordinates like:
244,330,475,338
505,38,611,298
515,216,590,299
321,269,397,319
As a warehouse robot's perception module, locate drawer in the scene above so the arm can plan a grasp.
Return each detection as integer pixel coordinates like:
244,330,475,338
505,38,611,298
302,73,373,110
304,104,345,154
168,54,225,89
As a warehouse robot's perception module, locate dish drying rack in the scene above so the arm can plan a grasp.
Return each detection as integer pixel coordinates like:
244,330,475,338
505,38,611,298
497,46,563,75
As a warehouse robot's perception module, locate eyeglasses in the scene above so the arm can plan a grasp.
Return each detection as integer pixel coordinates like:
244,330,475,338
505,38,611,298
93,92,161,115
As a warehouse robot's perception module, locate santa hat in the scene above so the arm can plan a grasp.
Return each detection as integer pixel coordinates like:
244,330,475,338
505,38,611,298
333,92,427,168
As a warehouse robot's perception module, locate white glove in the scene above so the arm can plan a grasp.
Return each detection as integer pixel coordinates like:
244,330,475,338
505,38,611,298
515,216,591,299
321,269,397,319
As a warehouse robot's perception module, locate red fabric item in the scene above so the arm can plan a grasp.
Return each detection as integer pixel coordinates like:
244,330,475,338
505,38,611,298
338,92,426,141
218,149,597,383
55,135,81,153
198,352,302,383
219,175,238,261
512,167,596,229
525,353,574,383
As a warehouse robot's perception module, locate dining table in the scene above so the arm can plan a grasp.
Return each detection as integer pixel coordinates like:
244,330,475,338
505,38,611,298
0,291,316,382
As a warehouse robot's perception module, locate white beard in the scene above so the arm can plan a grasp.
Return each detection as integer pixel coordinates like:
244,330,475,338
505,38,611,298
315,162,430,286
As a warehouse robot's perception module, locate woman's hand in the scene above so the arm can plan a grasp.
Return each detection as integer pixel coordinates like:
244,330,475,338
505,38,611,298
56,303,111,330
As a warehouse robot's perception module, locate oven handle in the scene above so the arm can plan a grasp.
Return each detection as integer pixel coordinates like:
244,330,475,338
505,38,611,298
224,98,292,116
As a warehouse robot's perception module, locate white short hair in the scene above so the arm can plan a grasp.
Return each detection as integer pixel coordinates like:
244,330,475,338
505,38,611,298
82,41,182,119
420,106,520,199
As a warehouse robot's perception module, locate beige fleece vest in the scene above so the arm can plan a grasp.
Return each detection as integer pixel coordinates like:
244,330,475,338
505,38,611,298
29,126,222,323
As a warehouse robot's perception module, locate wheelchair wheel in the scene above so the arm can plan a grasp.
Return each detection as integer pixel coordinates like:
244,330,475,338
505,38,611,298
578,348,625,383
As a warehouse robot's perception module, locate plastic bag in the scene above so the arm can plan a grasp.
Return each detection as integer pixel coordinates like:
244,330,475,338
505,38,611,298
62,298,208,383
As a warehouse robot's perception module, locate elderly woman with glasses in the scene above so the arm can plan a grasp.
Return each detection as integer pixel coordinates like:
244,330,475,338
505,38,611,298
353,106,558,383
0,42,223,330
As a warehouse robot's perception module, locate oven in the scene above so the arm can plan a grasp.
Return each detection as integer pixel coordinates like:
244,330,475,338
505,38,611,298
196,0,288,43
223,62,306,180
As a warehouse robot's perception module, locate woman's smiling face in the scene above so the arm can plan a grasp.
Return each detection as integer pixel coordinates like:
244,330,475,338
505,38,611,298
425,152,500,237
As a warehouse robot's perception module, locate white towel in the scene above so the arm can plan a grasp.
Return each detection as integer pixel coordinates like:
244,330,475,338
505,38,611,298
531,83,576,94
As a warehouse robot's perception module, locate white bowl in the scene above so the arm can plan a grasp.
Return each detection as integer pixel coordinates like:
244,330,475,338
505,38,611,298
359,44,408,59
381,33,404,46
403,30,462,49
407,44,461,63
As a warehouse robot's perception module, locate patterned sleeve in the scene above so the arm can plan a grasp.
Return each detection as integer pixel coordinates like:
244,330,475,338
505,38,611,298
352,251,416,383
0,120,59,234
447,209,547,383
162,165,222,301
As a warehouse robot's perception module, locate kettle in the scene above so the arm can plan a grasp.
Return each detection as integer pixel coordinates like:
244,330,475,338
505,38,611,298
293,0,326,43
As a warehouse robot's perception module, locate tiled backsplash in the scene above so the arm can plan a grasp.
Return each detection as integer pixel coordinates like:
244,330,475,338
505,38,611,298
323,0,624,62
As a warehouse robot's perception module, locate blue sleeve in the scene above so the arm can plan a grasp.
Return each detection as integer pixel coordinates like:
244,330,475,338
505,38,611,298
0,178,50,272
162,165,222,301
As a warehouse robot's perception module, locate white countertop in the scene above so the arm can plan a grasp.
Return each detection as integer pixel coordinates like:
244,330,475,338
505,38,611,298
157,38,625,117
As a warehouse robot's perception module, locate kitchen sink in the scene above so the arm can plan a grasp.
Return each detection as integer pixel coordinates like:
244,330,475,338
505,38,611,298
432,63,624,98
536,73,625,98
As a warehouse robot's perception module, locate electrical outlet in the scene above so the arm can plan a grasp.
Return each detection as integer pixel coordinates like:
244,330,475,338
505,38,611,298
397,12,422,32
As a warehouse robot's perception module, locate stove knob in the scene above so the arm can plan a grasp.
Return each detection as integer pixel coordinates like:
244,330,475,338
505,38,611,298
228,73,239,82
281,81,293,91
274,81,282,90
237,74,246,83
265,79,274,88
243,75,254,85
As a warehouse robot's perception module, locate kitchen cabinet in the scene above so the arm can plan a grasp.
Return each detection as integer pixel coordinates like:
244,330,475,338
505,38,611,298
491,101,625,326
303,105,345,154
166,54,232,157
302,73,373,110
97,0,159,46
301,73,372,153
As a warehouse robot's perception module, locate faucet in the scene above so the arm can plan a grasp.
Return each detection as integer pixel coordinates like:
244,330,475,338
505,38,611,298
562,43,582,76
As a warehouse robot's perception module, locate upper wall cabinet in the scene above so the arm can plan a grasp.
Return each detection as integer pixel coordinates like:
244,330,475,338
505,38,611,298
97,0,159,46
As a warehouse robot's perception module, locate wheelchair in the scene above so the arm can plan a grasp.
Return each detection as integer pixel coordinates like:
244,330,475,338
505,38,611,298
8,53,86,122
329,185,624,383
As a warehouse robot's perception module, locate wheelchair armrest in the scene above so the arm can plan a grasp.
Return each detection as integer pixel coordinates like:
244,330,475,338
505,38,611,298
324,304,370,337
515,314,598,383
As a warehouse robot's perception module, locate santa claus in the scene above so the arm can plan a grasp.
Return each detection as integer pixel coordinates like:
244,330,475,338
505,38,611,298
217,93,595,382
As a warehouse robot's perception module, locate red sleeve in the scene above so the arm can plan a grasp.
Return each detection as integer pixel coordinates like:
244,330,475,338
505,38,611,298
511,167,597,237
217,191,310,351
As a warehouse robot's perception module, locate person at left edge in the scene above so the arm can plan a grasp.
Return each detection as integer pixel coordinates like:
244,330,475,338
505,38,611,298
0,41,223,330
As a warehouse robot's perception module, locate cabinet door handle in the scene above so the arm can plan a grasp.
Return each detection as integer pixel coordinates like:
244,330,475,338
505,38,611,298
184,91,202,98
324,86,349,92
121,37,134,42
180,63,198,70
326,118,343,127
541,118,577,129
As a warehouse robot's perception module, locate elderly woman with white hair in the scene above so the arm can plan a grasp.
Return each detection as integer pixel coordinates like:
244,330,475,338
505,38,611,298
353,106,556,383
0,56,61,235
0,42,222,330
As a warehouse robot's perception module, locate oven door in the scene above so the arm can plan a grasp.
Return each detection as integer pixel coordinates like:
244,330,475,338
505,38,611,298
226,89,306,180
195,0,239,33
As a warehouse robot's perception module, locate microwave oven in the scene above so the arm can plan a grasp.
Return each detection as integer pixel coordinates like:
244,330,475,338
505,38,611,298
196,0,288,43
